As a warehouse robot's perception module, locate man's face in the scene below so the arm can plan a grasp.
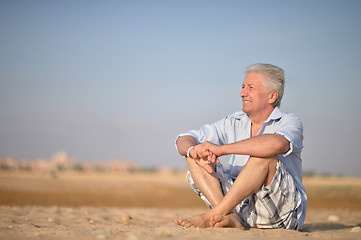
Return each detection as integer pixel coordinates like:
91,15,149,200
240,73,272,116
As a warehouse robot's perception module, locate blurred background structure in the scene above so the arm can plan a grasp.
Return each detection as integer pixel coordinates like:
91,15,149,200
1,0,361,176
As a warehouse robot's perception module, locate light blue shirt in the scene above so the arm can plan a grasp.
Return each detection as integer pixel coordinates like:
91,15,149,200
177,107,307,225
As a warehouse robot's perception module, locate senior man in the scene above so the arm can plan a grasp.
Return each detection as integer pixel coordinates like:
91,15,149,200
175,63,306,230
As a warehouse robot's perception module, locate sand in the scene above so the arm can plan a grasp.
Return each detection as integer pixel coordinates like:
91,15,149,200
0,171,360,240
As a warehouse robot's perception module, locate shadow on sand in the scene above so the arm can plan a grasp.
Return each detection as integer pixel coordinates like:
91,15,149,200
299,223,361,232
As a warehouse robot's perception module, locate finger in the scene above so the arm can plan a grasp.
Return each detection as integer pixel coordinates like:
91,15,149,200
196,158,207,167
212,154,217,163
194,148,202,157
197,159,213,173
207,153,216,163
193,150,199,159
208,153,214,163
202,163,213,173
194,149,205,160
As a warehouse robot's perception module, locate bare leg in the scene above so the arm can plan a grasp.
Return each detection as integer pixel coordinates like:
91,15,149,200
208,156,278,228
174,157,224,227
185,157,224,206
175,156,278,229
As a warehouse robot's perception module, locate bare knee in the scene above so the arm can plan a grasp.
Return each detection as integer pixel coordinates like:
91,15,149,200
247,156,278,186
247,155,278,168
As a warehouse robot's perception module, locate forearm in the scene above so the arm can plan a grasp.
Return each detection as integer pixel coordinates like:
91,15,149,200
177,135,216,173
176,135,197,156
221,134,290,157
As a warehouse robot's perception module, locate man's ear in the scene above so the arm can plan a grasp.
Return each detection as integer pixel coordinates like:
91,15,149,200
268,90,278,104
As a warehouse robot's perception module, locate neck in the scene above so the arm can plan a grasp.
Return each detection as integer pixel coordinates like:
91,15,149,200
248,107,275,125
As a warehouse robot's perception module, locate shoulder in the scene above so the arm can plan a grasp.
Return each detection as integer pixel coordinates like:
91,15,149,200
275,110,303,132
227,111,247,120
280,111,302,125
274,108,302,123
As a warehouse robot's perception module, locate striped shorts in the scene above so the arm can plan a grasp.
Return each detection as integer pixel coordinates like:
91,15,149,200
186,161,303,230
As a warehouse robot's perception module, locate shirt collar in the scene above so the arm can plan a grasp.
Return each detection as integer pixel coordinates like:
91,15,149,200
235,107,283,123
264,107,283,123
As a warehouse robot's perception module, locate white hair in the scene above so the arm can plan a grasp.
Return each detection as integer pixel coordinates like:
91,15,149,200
245,63,285,107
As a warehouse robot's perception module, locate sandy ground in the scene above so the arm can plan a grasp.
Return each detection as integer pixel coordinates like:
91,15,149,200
0,171,361,240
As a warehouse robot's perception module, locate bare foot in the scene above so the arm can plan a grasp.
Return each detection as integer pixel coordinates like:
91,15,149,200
209,213,244,229
174,213,211,228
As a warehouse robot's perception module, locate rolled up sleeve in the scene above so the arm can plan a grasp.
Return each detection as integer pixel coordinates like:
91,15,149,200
175,117,229,150
275,114,303,157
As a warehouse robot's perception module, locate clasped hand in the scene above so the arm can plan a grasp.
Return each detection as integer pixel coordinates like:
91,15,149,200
190,141,221,173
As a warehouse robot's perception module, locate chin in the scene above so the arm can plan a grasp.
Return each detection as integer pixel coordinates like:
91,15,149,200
242,108,250,114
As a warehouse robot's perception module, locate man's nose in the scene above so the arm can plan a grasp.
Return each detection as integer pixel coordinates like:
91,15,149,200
240,88,246,97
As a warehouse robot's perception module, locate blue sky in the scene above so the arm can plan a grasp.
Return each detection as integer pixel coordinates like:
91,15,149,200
1,0,361,176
